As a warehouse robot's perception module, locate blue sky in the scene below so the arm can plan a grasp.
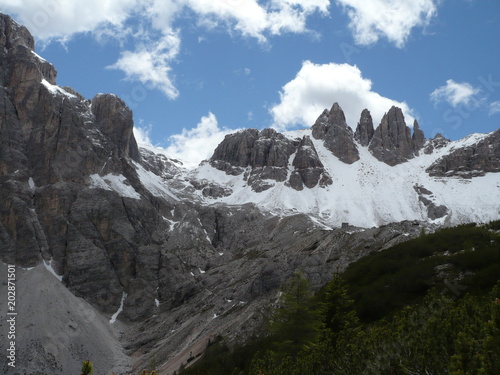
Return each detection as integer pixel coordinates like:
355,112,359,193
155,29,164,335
2,0,500,166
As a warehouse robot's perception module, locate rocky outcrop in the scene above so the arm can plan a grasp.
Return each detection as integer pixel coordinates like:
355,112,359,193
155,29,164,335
424,133,450,154
426,130,500,177
412,120,426,153
0,13,56,87
288,136,332,190
0,13,158,317
210,128,298,191
369,106,419,166
91,93,140,162
139,147,184,179
414,185,448,220
210,128,260,174
354,109,374,146
312,102,359,164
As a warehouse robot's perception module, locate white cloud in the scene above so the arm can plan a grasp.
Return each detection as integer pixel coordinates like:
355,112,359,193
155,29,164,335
490,101,500,116
0,0,139,43
133,114,235,167
430,79,481,108
2,0,330,98
107,31,181,99
185,0,330,41
165,112,238,168
336,0,438,47
133,124,153,146
270,60,414,131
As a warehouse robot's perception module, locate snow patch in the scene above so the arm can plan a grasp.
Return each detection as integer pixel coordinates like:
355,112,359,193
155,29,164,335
163,216,179,231
110,292,127,324
43,259,63,282
31,50,47,62
89,174,141,199
133,162,179,201
450,133,490,150
41,79,76,99
28,177,36,192
155,299,160,307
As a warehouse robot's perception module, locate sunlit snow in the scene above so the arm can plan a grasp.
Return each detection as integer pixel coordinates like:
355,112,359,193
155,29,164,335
187,130,500,228
110,292,127,324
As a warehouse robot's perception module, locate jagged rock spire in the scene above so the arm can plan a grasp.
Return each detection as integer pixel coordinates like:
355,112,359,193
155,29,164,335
311,102,359,164
412,119,426,153
289,135,332,190
368,106,414,166
354,109,374,146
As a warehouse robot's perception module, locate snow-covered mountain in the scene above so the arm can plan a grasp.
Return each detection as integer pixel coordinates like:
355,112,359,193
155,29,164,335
131,102,500,229
186,128,500,228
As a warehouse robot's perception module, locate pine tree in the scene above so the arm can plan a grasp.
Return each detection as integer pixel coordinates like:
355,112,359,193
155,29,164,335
268,271,320,357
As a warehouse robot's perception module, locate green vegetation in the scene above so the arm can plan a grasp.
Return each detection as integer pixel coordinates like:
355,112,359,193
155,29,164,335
81,360,93,375
178,221,500,375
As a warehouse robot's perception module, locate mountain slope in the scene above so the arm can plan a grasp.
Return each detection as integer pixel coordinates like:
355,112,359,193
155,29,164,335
189,127,500,228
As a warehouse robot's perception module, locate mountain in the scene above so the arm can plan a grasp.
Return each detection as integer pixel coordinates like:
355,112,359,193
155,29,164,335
199,103,499,228
0,13,499,375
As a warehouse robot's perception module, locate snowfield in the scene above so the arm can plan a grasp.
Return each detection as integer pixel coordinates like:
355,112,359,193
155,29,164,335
87,128,499,229
187,129,500,228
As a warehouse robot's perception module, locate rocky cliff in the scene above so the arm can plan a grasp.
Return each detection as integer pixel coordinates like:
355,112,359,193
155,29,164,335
210,127,332,192
354,108,375,147
426,130,500,177
368,106,423,166
311,102,360,164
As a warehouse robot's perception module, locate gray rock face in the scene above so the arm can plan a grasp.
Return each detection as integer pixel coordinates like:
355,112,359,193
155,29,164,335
312,102,360,164
210,128,260,174
426,129,500,177
91,93,140,162
210,129,333,191
413,185,448,220
424,133,450,155
288,136,332,190
210,128,298,191
369,106,415,166
354,108,374,146
139,147,184,179
412,120,426,153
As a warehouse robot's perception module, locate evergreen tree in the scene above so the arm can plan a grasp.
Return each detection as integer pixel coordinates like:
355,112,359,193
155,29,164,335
479,285,500,374
268,271,320,357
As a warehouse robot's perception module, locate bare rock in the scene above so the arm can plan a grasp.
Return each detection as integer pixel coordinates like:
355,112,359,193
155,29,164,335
426,130,500,177
210,128,298,191
369,106,414,166
412,119,426,153
312,102,359,164
354,108,374,146
91,93,140,162
424,133,451,154
288,135,332,190
414,185,448,220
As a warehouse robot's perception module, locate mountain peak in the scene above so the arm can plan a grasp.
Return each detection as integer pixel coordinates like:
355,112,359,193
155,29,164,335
311,102,360,164
354,108,374,146
368,106,419,166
